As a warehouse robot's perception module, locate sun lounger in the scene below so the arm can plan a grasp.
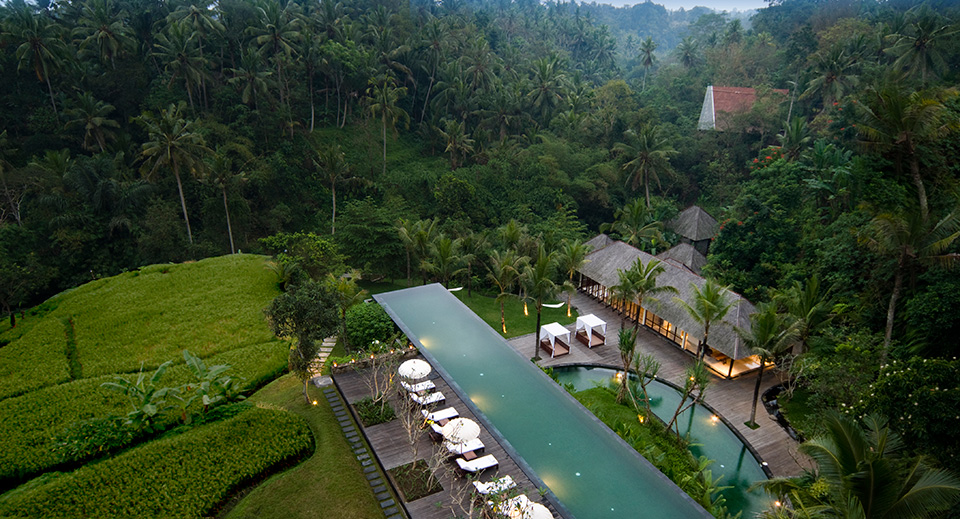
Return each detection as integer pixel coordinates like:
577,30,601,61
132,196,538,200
456,454,498,473
410,391,445,407
421,406,459,422
492,494,531,515
444,437,484,456
401,379,436,393
473,475,516,495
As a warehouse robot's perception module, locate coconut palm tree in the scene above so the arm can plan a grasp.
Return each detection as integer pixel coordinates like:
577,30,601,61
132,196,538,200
888,6,958,87
153,21,208,111
64,92,120,153
366,74,409,177
802,44,859,108
8,5,70,117
735,302,798,427
249,0,301,107
424,234,464,288
675,279,733,362
528,54,567,124
396,217,418,287
135,103,211,244
631,258,678,330
436,118,475,170
312,143,356,235
601,198,664,252
858,81,957,224
458,230,489,297
556,239,592,318
226,46,272,111
774,275,833,354
73,0,133,69
675,37,700,69
760,412,960,518
412,218,438,285
616,327,638,404
639,36,657,92
203,145,251,254
486,248,527,334
860,206,960,361
613,124,676,208
522,245,559,360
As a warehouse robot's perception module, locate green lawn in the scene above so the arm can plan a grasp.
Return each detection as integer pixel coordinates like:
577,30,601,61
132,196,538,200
358,279,577,339
225,375,385,519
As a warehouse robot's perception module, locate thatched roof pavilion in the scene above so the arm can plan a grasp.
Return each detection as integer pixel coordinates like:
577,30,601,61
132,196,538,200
578,235,756,368
656,242,707,275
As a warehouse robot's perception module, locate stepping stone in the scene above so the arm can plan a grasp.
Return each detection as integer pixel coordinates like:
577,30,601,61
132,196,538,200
361,459,373,467
334,411,347,417
375,491,390,500
366,473,380,481
383,506,399,515
357,453,370,461
363,465,376,474
386,514,402,519
353,447,367,454
345,431,358,438
380,499,395,509
342,426,355,433
372,484,387,493
369,478,383,486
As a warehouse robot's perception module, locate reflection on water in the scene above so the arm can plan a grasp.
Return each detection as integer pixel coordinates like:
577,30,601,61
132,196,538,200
553,365,774,518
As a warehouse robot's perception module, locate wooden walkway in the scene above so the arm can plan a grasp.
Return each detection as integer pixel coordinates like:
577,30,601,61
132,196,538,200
508,292,811,478
334,367,559,519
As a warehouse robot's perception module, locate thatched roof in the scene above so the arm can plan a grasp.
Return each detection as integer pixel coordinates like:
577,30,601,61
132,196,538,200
579,237,756,360
656,243,707,275
583,233,615,252
668,206,718,242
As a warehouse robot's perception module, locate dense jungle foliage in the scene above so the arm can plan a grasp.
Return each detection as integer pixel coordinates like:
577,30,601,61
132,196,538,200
1,0,960,514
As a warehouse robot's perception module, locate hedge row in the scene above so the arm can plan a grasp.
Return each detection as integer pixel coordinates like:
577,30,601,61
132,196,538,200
0,340,289,488
0,407,313,518
0,254,279,398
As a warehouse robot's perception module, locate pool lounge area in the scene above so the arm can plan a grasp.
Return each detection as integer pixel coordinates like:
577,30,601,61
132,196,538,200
375,284,713,519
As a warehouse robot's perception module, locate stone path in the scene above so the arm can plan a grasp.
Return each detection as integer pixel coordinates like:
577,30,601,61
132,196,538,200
310,336,337,387
321,385,404,519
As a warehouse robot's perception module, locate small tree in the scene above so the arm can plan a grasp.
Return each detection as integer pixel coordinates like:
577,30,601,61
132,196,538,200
734,303,798,428
101,361,174,433
328,269,368,351
616,327,638,404
666,361,710,440
633,352,661,415
264,281,339,403
675,280,733,362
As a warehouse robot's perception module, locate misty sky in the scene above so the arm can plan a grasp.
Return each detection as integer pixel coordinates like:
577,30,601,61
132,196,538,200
600,0,768,12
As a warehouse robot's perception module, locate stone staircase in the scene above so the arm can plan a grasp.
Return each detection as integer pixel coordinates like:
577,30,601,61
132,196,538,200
309,336,337,386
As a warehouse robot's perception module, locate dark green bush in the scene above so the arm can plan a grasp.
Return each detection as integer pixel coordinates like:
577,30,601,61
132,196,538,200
345,302,395,352
0,408,313,518
354,396,396,426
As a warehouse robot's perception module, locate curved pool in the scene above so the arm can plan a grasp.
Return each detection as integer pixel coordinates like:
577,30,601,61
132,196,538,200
552,365,774,518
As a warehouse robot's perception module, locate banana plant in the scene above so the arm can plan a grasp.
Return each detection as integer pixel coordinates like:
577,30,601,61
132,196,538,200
101,361,174,433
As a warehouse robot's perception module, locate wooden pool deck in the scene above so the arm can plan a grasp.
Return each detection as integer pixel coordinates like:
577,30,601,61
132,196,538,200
507,291,811,478
334,368,560,519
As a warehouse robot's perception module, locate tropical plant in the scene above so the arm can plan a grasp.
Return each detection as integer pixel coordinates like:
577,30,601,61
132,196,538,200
774,275,834,354
639,36,657,92
522,245,559,360
613,124,677,208
135,102,211,244
734,302,798,427
616,327,638,404
675,279,733,362
366,74,409,176
601,199,664,252
328,269,367,352
8,5,70,116
64,92,120,153
487,248,527,334
101,360,174,432
556,239,591,317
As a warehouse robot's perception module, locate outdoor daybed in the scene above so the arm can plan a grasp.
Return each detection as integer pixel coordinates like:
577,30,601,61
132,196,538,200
574,314,606,348
539,322,571,358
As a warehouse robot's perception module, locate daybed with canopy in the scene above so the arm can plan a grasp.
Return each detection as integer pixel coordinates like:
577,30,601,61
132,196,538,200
539,322,571,358
574,314,606,348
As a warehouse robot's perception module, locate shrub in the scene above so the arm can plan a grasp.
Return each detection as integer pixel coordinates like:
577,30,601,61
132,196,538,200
345,302,395,352
0,408,313,518
0,341,288,490
354,396,396,426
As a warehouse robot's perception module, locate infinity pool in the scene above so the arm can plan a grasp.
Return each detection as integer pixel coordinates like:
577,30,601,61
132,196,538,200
552,365,774,518
376,284,710,519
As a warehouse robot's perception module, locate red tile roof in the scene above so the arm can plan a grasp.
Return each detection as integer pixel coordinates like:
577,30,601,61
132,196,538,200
710,86,788,131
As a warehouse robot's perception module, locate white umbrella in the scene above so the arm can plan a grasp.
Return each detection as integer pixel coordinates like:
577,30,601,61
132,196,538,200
440,417,480,444
523,502,553,519
398,359,431,380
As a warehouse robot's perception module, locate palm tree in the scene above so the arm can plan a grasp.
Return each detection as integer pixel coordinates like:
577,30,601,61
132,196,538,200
888,6,958,87
631,259,677,330
166,3,223,62
135,103,211,244
675,37,700,69
601,199,664,252
8,5,70,117
761,412,960,518
777,117,811,161
458,230,489,298
609,267,639,324
802,44,859,108
412,218,438,285
774,275,833,354
858,82,956,224
312,143,356,235
64,92,120,153
861,206,960,360
522,245,559,360
639,36,657,92
556,239,592,318
328,270,368,351
366,74,409,177
436,118,474,170
487,249,527,334
735,302,798,427
614,125,676,208
203,145,251,255
424,234,464,288
396,217,418,287
616,327,638,404
226,46,272,111
528,55,567,124
417,18,449,123
153,21,208,111
675,279,733,362
73,0,133,69
249,0,301,107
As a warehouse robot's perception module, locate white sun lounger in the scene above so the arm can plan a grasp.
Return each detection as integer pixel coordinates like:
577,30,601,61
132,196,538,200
473,475,516,495
410,391,445,406
456,454,498,473
492,494,531,515
421,406,459,422
443,437,484,456
401,379,436,393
